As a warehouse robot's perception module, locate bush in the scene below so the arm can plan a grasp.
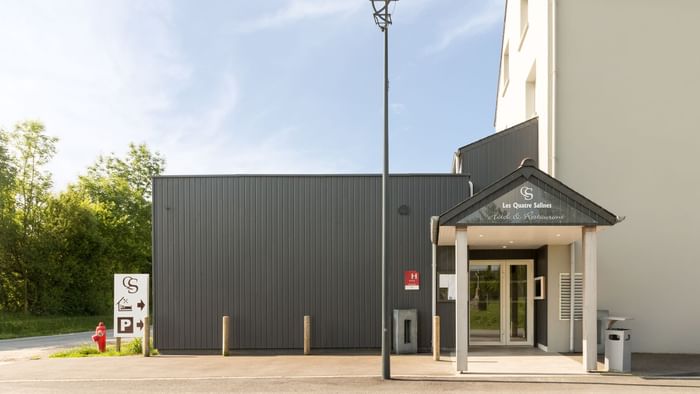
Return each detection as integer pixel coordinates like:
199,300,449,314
49,338,157,358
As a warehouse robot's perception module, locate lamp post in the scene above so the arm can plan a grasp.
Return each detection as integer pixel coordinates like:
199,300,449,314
370,0,396,380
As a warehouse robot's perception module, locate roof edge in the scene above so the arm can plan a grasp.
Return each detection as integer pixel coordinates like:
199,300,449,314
457,117,538,153
153,173,473,179
438,163,620,227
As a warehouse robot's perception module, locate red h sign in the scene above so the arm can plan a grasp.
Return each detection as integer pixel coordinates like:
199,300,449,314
404,270,419,290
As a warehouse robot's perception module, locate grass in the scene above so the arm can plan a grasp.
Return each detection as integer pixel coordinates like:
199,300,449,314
50,338,158,358
470,301,500,330
0,313,113,340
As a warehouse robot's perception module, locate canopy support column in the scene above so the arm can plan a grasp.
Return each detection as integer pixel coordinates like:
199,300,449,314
582,226,598,371
455,227,469,372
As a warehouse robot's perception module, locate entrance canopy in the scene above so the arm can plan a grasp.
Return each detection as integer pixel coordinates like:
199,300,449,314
432,160,622,247
430,160,623,373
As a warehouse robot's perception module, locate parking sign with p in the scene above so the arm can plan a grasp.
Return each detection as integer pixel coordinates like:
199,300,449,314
114,274,149,338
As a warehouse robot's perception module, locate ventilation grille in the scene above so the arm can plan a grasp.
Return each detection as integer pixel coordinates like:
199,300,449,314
559,273,583,321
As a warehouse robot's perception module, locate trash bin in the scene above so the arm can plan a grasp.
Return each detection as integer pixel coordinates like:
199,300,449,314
393,309,417,354
605,328,631,373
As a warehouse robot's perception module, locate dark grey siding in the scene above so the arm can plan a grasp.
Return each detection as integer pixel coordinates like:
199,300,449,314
153,175,470,352
436,246,455,350
458,117,538,192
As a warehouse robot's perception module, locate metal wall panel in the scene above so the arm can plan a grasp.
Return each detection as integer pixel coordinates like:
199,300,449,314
153,175,470,352
458,118,538,192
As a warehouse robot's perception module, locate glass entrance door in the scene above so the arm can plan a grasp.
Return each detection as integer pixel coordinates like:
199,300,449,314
469,260,533,345
469,264,501,344
508,263,529,344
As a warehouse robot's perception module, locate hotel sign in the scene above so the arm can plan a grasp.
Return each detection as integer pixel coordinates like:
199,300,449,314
457,181,598,225
404,270,419,290
114,274,149,338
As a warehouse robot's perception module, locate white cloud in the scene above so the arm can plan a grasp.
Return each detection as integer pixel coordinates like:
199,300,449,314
239,0,363,33
0,0,189,189
427,0,504,54
0,0,347,190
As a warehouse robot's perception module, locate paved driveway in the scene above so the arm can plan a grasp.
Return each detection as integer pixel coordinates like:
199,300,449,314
0,354,698,393
0,330,113,361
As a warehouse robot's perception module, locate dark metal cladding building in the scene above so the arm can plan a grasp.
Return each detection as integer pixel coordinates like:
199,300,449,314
152,174,471,352
454,117,538,192
151,117,623,374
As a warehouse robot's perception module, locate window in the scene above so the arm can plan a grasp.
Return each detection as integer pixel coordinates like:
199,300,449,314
438,273,456,301
559,273,583,320
520,0,529,38
502,43,510,95
526,62,536,118
534,276,545,300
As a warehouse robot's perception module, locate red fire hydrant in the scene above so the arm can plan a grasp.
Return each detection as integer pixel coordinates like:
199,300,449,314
91,322,107,352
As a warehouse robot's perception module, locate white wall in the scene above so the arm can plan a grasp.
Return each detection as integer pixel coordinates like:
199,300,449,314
556,0,700,353
546,245,571,352
495,0,552,173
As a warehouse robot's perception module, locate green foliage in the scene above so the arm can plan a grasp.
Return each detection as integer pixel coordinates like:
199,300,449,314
0,120,57,313
127,337,144,354
0,313,112,339
77,143,165,276
0,119,165,317
0,129,18,310
48,338,157,358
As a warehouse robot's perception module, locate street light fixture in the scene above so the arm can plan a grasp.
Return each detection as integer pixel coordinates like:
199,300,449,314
370,0,397,381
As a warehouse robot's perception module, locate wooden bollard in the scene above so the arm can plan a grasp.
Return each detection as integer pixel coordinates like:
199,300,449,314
304,315,311,355
116,337,121,353
222,316,230,356
433,315,440,361
143,316,150,357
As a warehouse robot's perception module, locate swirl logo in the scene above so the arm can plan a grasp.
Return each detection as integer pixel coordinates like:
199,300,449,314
520,186,534,201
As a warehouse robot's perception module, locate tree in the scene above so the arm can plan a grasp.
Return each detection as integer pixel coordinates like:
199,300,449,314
78,143,165,275
8,120,58,313
0,128,165,314
39,188,109,314
0,129,18,311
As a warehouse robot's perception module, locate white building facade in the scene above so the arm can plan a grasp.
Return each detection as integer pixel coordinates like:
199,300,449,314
493,0,700,353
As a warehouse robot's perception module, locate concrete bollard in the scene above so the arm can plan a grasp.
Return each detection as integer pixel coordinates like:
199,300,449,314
222,315,230,356
304,315,311,355
433,315,440,361
116,337,121,353
143,316,150,357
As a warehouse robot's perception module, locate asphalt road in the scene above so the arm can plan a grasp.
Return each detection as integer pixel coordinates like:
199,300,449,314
0,329,113,361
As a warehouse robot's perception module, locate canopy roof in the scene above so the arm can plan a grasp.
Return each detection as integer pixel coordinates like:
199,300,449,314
439,161,621,227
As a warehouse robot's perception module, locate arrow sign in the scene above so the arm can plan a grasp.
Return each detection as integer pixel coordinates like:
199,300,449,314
114,274,149,339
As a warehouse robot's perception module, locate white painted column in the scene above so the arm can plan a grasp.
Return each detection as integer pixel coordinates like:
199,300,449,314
455,228,469,373
582,226,598,371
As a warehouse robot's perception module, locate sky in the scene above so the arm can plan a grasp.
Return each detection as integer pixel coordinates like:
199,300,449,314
0,0,505,190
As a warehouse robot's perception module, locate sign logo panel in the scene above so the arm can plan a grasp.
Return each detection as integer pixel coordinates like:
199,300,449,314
458,181,598,225
114,274,149,338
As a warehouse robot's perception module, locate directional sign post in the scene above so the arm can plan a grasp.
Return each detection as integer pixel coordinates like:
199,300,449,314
114,274,149,338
